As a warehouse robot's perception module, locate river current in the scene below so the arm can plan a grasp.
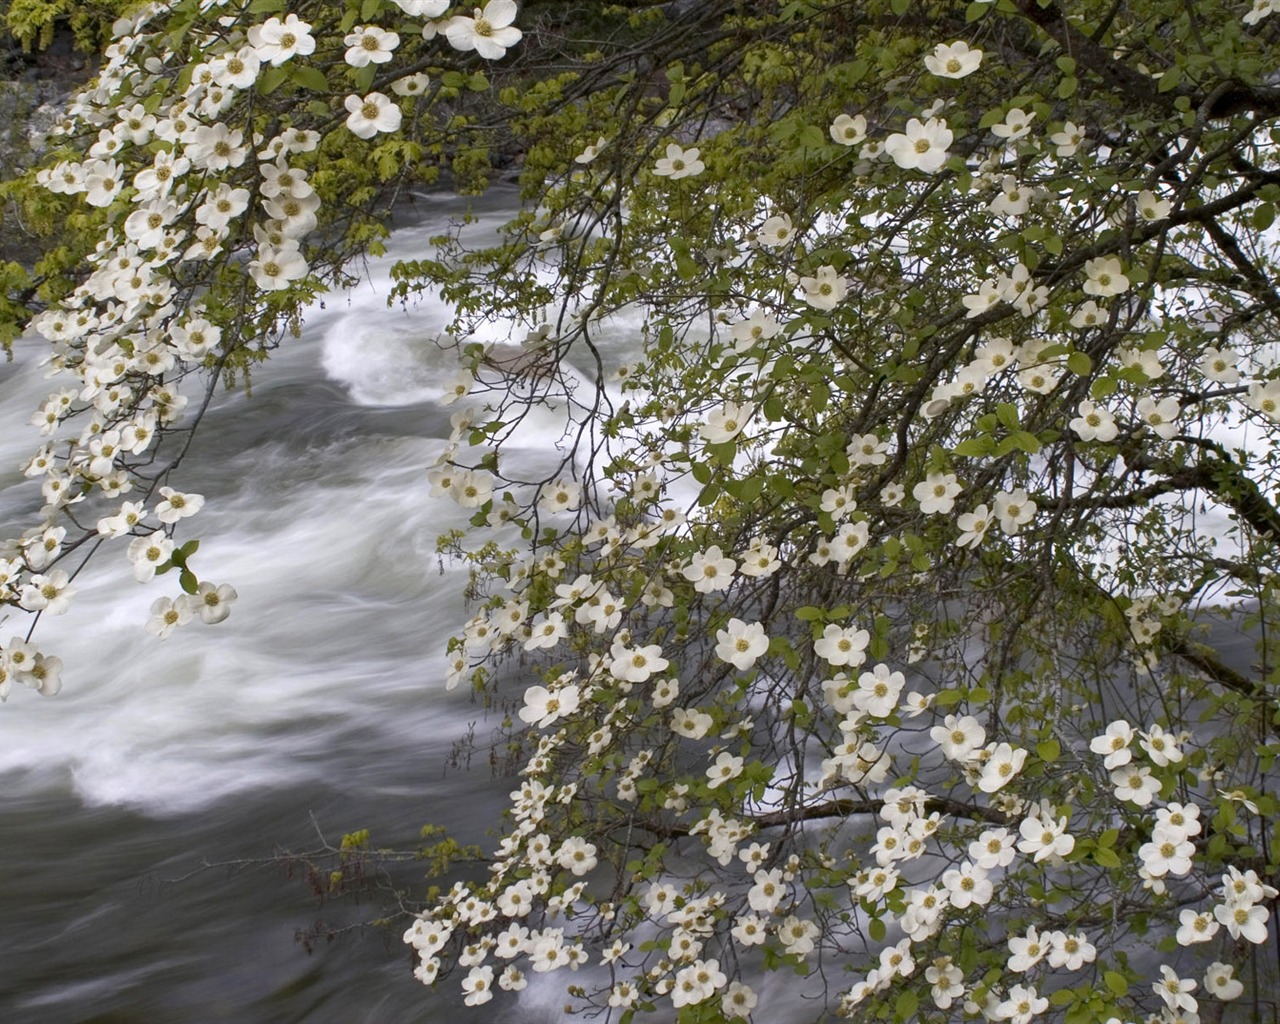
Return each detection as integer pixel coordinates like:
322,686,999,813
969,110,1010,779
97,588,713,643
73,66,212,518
0,193,569,1023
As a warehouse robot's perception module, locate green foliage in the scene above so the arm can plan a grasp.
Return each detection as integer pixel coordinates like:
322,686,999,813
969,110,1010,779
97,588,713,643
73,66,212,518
3,0,136,53
6,0,1280,1018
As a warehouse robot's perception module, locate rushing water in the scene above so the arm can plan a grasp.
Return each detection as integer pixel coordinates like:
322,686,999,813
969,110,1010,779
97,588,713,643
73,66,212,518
0,193,563,1023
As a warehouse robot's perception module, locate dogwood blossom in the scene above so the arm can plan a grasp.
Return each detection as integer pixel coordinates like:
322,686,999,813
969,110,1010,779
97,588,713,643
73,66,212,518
1070,400,1119,442
997,984,1048,1024
924,40,983,78
799,265,848,310
683,546,736,593
1214,900,1270,943
653,143,705,179
445,2,523,60
344,25,400,66
1136,395,1180,439
1111,764,1160,805
1204,962,1244,1000
1155,965,1198,1013
248,14,316,64
884,117,952,173
714,618,769,670
248,244,308,291
913,472,961,514
757,214,794,247
853,663,904,717
977,742,1027,792
701,402,752,443
19,571,76,615
344,92,403,139
1139,827,1195,877
947,860,993,906
1018,812,1075,861
956,504,991,547
813,623,870,667
706,751,744,789
519,682,581,728
392,0,451,14
1050,120,1086,156
670,707,714,739
1084,256,1130,296
556,836,598,875
931,714,985,761
991,107,1036,141
829,113,867,146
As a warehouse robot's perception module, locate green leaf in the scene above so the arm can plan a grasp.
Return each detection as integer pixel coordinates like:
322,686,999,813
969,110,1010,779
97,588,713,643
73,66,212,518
1012,430,1041,453
290,63,330,93
1037,738,1061,762
353,64,377,92
180,569,199,595
995,402,1021,431
796,124,827,150
954,436,995,458
868,916,886,942
706,440,736,466
1253,202,1276,232
1091,375,1118,399
894,990,918,1022
1093,847,1122,868
1067,351,1092,376
1056,76,1078,98
361,0,383,18
258,65,288,95
1104,971,1128,997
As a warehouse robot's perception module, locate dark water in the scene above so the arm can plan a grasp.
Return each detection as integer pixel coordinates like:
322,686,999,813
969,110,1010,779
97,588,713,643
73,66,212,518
0,206,542,1022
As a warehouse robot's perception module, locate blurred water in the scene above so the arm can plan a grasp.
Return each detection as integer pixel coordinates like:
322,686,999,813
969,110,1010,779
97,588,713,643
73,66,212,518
0,197,541,1022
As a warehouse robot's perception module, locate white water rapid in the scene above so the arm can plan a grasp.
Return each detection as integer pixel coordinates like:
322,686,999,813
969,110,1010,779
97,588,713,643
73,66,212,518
0,191,569,1023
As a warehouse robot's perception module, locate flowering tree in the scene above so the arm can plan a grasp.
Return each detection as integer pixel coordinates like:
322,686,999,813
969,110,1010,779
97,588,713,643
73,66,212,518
4,0,1280,1020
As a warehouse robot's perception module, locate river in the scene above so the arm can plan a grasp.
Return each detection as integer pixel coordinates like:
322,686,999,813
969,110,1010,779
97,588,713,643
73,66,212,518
0,192,561,1023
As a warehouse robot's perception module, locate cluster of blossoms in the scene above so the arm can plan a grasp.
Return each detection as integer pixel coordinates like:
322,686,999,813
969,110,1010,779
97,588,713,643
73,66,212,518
11,0,1280,1018
410,43,1280,1001
4,2,529,696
